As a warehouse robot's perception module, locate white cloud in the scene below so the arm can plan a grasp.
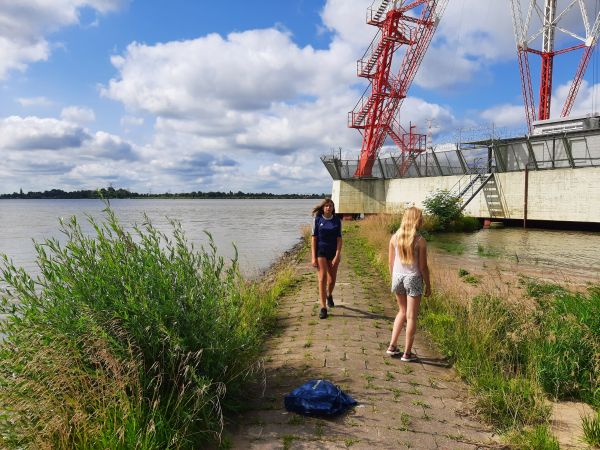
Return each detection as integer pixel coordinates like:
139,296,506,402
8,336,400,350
102,29,354,117
61,106,96,124
120,115,144,127
481,104,526,127
17,96,53,107
552,80,600,118
3,0,532,194
0,116,89,150
0,0,127,80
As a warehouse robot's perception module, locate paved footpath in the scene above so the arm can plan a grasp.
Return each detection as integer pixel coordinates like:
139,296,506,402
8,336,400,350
226,245,503,449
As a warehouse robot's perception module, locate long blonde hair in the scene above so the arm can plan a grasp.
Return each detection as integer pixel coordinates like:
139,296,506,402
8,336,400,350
393,207,423,264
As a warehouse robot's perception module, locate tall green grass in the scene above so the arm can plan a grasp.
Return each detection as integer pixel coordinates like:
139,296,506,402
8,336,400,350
522,279,600,406
0,206,295,448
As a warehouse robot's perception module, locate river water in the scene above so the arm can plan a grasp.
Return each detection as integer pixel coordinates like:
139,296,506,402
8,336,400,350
430,227,600,282
0,199,316,278
1,199,598,281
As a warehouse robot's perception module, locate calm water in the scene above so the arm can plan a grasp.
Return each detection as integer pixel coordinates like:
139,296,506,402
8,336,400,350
431,227,600,279
0,199,316,278
2,199,598,281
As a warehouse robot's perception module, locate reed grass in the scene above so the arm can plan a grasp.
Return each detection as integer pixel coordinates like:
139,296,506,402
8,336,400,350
351,214,599,442
507,425,560,450
581,409,600,447
0,205,297,448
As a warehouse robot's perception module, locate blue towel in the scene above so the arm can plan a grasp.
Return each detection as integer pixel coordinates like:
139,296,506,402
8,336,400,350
284,379,357,416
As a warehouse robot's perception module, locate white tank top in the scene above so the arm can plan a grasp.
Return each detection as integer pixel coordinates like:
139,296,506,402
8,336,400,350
393,236,421,277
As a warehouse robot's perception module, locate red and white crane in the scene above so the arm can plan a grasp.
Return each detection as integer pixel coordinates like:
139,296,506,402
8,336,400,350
510,0,600,132
348,0,449,178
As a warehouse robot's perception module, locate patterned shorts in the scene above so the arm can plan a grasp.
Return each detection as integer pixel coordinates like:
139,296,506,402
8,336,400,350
391,273,423,297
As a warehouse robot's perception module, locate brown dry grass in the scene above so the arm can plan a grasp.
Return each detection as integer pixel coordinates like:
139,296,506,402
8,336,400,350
0,323,142,449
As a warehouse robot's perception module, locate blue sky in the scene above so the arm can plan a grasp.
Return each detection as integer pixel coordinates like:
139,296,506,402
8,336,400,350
1,0,599,194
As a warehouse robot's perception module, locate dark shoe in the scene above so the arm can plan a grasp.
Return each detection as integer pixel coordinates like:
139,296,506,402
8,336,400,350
319,307,328,319
401,352,418,362
327,294,335,308
386,346,402,356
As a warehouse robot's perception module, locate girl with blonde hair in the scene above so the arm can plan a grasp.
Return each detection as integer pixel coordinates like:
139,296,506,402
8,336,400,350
387,207,431,361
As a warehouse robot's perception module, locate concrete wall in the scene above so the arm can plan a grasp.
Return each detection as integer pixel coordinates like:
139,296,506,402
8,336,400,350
332,166,600,223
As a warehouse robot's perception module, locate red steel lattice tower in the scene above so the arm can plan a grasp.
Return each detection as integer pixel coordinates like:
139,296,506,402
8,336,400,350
348,0,448,178
510,0,600,132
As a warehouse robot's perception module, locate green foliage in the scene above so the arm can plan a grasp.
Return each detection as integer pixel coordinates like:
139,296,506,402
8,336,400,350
420,293,549,429
582,409,600,447
423,190,463,231
386,215,403,235
507,425,560,450
526,285,600,405
458,267,481,284
520,277,565,299
0,206,294,448
451,215,482,232
462,274,481,285
432,240,466,255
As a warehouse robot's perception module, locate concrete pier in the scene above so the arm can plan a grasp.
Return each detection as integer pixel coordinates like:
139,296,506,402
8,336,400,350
325,125,600,224
332,166,600,223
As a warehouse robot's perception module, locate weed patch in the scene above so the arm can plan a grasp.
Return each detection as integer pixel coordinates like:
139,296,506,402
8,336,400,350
0,206,297,449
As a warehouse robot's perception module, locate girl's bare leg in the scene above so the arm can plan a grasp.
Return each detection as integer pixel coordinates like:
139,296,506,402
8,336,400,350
404,295,421,354
326,259,339,297
389,293,407,349
317,257,329,308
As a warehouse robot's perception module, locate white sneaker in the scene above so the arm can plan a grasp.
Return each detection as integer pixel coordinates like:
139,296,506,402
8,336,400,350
401,352,418,362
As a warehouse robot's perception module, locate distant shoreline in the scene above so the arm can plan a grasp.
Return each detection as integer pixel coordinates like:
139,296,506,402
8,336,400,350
0,188,328,200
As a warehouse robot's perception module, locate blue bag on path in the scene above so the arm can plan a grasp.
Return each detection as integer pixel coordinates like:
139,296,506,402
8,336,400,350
284,379,357,416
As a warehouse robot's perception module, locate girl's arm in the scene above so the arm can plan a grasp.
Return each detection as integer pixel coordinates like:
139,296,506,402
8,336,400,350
332,236,343,267
418,239,431,297
388,237,395,275
311,217,318,267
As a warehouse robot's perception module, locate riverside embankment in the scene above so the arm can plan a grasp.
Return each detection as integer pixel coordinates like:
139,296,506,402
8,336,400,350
1,205,597,448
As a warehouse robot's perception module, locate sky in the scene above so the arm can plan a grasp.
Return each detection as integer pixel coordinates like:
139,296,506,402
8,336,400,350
2,0,600,194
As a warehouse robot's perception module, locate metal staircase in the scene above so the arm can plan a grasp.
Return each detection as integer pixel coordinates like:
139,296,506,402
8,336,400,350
449,157,496,211
367,0,391,25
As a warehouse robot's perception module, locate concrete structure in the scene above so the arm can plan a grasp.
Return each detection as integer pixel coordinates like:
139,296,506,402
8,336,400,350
325,125,600,224
332,166,600,222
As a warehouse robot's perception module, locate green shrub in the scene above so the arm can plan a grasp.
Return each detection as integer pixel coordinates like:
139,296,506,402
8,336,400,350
529,288,600,404
0,207,291,448
582,409,600,447
508,425,560,450
449,215,482,232
423,190,463,230
458,267,481,284
520,277,565,300
476,375,549,430
386,216,402,234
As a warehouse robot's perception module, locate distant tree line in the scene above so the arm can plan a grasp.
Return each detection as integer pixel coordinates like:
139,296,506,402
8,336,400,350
0,187,328,200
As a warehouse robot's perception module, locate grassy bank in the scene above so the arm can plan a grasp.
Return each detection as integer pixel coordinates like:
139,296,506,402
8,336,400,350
347,214,599,448
0,207,300,449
